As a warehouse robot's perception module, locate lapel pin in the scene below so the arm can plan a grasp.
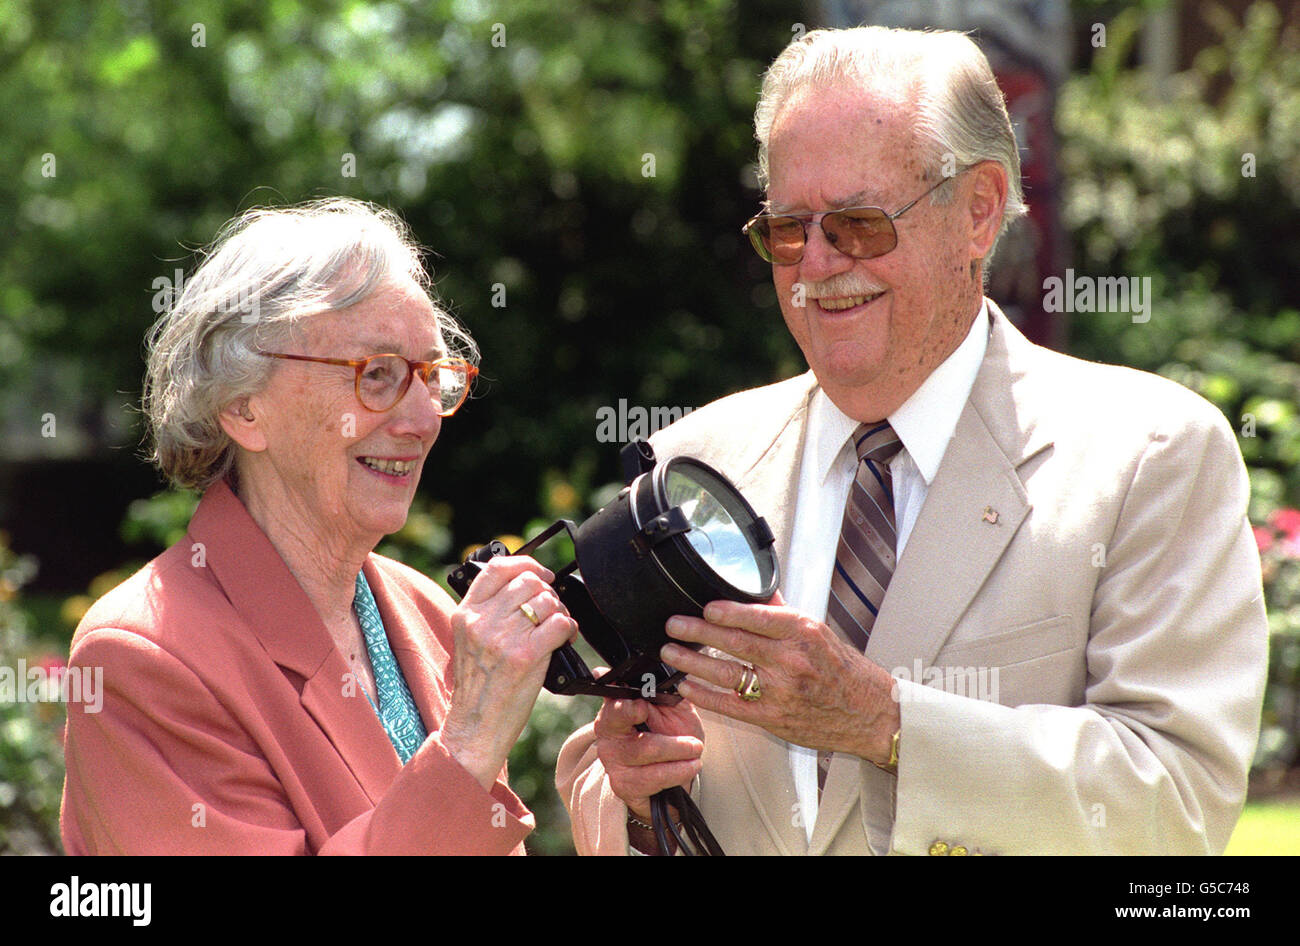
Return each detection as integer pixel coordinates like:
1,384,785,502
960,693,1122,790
982,506,999,524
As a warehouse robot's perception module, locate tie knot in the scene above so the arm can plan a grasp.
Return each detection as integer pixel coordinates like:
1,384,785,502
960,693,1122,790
852,422,902,466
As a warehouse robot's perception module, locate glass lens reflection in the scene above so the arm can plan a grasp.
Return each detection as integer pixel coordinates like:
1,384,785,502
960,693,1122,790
665,468,763,594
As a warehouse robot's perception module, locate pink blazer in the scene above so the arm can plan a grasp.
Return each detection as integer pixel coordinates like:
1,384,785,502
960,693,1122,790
60,480,532,854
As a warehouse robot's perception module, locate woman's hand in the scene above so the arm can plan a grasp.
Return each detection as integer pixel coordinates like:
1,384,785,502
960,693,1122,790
440,556,577,790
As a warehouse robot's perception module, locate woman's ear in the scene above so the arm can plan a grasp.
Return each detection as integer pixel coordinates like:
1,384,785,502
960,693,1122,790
217,397,268,453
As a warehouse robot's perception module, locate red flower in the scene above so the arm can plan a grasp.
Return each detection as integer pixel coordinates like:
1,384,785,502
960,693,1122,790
1254,526,1274,554
1268,508,1300,539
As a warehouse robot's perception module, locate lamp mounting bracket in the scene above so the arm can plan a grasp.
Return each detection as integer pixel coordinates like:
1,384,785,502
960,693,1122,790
630,506,692,556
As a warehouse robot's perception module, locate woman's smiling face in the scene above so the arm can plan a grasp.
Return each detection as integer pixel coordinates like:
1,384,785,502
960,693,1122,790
242,275,446,545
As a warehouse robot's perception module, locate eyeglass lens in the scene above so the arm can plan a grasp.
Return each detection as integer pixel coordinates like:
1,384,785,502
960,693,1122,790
357,355,469,414
755,207,898,264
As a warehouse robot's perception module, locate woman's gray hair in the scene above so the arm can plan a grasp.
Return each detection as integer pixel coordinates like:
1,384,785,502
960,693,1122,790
143,197,477,491
753,26,1027,261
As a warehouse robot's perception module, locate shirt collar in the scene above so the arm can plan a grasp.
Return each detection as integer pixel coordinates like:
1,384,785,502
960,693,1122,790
809,299,990,486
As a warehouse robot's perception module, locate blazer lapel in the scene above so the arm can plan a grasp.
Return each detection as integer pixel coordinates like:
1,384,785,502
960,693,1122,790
299,660,400,806
813,305,1054,848
362,559,453,735
191,482,401,804
809,398,1031,851
869,304,1052,673
707,375,815,855
864,406,1029,674
647,373,817,853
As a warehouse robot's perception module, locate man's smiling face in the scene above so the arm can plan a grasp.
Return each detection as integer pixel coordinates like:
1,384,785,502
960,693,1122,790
766,83,983,421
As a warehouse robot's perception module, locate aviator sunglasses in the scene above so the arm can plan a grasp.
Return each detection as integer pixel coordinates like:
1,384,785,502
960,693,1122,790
742,170,964,265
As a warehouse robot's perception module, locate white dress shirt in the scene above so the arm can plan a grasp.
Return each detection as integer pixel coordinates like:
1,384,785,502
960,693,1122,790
784,302,991,842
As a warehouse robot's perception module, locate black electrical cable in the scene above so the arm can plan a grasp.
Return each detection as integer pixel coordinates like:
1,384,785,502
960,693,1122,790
652,791,674,854
638,719,725,855
653,786,724,856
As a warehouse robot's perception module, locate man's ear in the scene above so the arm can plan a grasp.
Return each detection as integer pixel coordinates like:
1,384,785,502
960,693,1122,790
966,160,1008,261
216,397,268,453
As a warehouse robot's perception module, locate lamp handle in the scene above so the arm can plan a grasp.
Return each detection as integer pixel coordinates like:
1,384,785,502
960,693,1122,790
620,439,657,484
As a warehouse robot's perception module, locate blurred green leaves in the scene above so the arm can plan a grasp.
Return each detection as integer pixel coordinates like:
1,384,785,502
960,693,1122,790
1062,2,1300,505
4,0,1299,853
0,534,63,855
0,0,797,547
1059,1,1300,776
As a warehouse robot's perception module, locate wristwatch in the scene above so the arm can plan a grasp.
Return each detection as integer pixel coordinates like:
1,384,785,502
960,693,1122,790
875,728,900,773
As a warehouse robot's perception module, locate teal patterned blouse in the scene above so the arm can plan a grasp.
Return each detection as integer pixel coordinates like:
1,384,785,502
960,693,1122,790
353,570,428,763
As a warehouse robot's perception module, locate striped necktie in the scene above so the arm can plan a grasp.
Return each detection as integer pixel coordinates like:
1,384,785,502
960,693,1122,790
819,421,903,798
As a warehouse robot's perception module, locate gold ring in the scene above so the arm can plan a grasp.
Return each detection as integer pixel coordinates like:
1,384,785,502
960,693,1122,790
736,664,762,702
519,602,541,627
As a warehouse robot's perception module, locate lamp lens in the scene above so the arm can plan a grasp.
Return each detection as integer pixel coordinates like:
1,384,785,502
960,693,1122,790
664,467,765,595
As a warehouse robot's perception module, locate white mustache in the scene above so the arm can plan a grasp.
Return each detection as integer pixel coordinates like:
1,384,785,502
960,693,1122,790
804,275,887,298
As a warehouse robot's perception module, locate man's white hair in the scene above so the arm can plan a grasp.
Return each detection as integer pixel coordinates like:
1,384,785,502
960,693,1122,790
754,26,1027,260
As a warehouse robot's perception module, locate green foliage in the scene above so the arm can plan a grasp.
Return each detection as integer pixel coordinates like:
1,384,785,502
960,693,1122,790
120,488,199,550
1059,1,1300,772
0,0,801,546
6,0,1299,856
507,690,598,856
0,534,64,854
1061,3,1300,345
1254,511,1300,769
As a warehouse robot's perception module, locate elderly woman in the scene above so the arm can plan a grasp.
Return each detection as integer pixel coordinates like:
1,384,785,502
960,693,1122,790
60,198,574,854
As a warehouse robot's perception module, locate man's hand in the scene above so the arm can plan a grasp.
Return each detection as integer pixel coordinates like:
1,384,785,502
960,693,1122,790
592,695,704,824
660,592,900,766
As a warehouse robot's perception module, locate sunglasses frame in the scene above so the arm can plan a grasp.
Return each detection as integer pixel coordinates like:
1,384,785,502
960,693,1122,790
258,350,479,416
741,170,963,265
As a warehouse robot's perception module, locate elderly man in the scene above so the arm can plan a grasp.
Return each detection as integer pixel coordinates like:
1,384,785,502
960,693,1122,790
556,26,1267,855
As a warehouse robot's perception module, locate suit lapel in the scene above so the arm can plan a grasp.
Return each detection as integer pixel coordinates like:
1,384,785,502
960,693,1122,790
299,659,400,805
696,375,814,854
362,559,453,734
812,305,1054,848
864,405,1030,673
728,379,812,596
191,482,401,804
808,402,1032,851
870,305,1051,673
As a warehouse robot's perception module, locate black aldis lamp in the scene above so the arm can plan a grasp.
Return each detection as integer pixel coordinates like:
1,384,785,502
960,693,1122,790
448,440,780,855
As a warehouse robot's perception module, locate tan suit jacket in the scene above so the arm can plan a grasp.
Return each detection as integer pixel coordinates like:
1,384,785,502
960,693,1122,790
61,481,532,854
557,302,1268,855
